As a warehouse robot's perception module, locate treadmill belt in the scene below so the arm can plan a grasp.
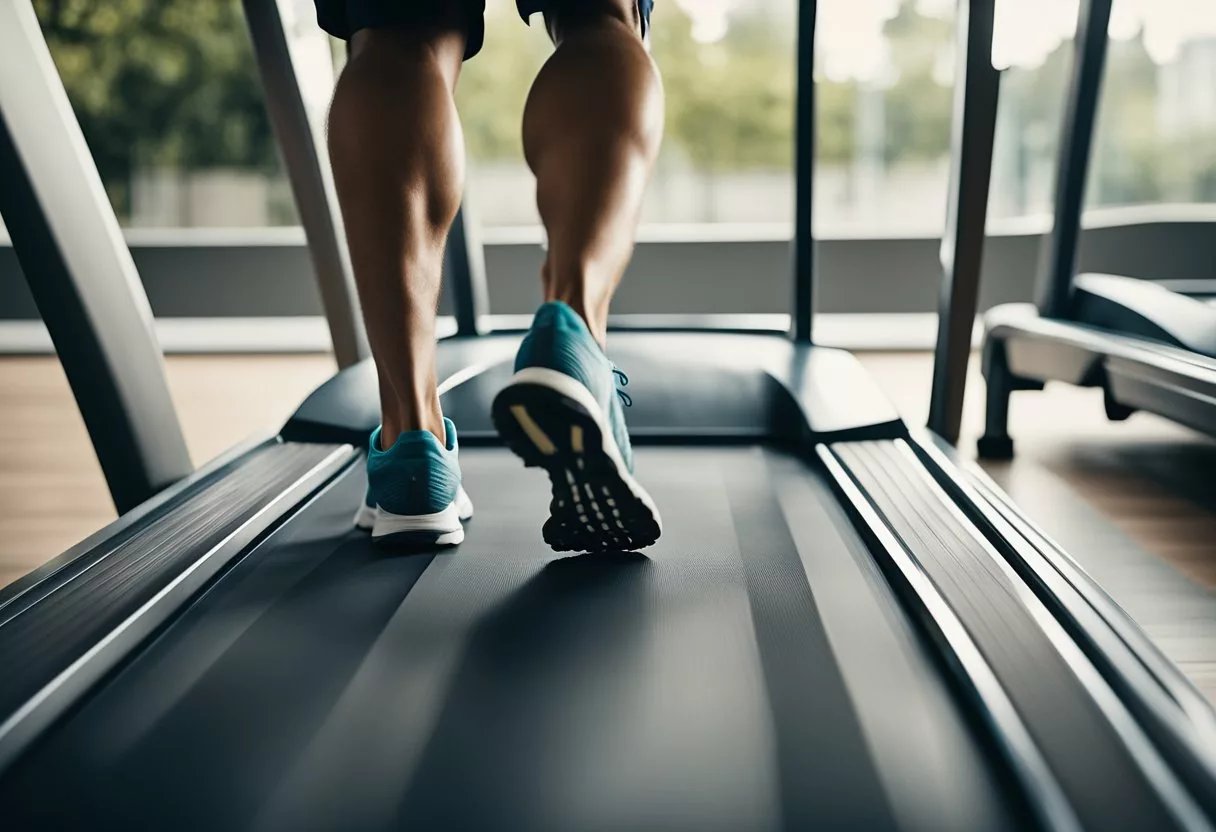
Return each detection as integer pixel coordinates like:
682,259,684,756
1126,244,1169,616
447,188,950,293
0,447,1013,832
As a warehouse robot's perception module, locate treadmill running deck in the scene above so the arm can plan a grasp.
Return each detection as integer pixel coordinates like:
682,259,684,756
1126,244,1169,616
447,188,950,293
0,447,1015,832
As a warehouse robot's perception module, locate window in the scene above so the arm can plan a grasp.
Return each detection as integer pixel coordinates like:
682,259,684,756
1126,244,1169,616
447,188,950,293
35,0,297,229
813,0,956,235
464,0,961,235
987,0,1075,221
989,0,1216,221
52,0,1216,235
1088,0,1216,210
35,0,966,236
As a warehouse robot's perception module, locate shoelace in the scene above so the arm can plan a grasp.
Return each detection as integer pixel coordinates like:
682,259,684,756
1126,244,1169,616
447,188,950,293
612,366,632,408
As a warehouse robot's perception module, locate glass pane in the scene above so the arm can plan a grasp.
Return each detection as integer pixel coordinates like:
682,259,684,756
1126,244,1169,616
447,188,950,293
460,0,805,230
34,0,299,228
457,1,552,229
814,0,956,235
645,0,798,228
1088,0,1216,210
990,0,1216,220
988,0,1076,221
28,0,976,235
464,0,959,235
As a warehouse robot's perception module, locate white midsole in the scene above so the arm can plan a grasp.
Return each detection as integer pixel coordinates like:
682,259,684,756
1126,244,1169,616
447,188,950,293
359,486,474,533
503,367,662,530
373,500,461,537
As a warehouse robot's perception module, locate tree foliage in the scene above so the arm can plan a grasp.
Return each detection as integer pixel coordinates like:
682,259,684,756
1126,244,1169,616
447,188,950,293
34,0,278,216
882,3,952,163
454,4,550,162
656,9,797,170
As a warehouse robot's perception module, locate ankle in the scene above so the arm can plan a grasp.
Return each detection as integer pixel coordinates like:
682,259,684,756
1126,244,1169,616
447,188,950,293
379,398,445,449
545,269,611,346
551,293,608,347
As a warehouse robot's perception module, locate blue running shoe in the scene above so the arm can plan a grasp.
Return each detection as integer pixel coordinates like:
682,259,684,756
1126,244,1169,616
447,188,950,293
491,301,661,552
355,417,474,547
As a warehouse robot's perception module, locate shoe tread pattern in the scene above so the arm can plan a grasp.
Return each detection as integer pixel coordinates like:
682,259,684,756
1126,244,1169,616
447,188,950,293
492,383,660,553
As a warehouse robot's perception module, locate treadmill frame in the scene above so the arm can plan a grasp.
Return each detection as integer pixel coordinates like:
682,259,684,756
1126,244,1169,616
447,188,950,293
240,0,370,368
0,1,194,513
925,0,1002,445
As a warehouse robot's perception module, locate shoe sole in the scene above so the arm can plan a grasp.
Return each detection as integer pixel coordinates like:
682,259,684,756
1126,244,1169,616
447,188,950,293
492,367,661,553
361,488,474,549
374,526,464,548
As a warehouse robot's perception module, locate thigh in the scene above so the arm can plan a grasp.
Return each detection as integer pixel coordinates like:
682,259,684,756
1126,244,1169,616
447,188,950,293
314,0,489,58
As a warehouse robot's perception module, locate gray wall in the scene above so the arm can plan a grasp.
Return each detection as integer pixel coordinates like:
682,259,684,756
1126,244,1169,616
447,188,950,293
2,219,1212,321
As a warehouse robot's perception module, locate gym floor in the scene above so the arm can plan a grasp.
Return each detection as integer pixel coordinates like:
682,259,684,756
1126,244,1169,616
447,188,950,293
3,351,1214,700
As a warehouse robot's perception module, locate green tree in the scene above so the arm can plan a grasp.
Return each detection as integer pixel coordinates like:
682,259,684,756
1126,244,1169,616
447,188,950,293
455,3,550,161
882,1,953,163
34,0,278,219
1089,35,1161,206
460,3,821,173
654,6,802,171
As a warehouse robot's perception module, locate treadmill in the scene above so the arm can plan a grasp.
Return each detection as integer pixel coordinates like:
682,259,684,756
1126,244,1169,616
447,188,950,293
3,1,1216,828
977,0,1216,460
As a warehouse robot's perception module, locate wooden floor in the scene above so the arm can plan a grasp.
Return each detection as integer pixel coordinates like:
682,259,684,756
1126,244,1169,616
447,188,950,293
0,354,337,588
2,351,1215,699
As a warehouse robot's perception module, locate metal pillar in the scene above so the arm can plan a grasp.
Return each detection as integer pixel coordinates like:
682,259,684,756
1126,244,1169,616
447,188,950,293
0,1,193,513
241,0,370,368
791,0,818,343
1033,0,1113,319
927,0,1001,445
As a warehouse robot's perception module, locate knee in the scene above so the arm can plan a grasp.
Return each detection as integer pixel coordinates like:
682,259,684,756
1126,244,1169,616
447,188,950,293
330,28,463,135
543,0,643,43
344,27,466,80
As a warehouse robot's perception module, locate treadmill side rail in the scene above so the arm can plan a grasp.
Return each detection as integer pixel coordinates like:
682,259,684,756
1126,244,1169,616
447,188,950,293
0,433,275,617
0,442,358,777
826,439,1205,832
1104,356,1216,439
912,432,1216,819
819,444,1080,832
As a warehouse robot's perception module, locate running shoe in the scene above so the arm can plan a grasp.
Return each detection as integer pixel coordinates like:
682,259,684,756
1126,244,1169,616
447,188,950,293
491,301,661,552
356,417,473,547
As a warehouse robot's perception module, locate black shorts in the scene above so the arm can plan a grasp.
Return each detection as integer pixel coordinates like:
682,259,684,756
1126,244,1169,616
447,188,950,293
315,1,655,60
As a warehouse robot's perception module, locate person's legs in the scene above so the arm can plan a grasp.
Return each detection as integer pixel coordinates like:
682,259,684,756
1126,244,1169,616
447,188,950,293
323,4,480,544
492,0,664,553
523,0,664,346
328,24,467,447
